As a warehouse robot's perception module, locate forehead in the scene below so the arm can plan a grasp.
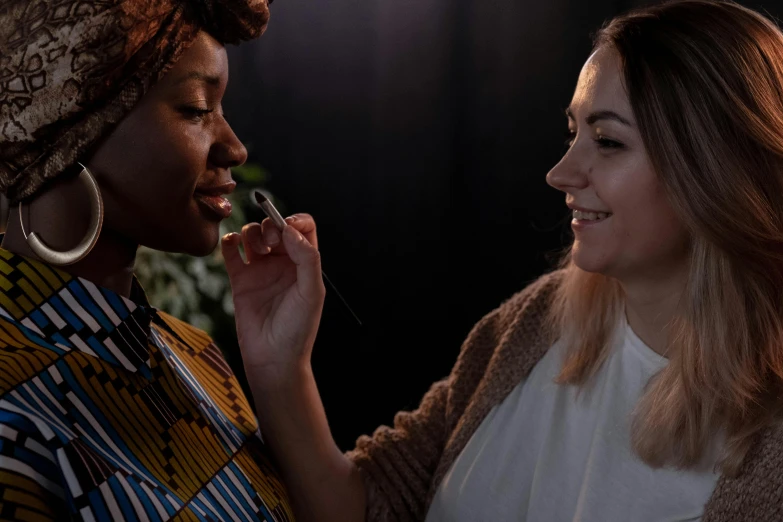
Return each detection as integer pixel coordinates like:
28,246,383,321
162,32,229,86
570,46,630,116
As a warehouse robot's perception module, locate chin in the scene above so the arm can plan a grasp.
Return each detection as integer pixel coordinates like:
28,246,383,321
189,230,221,257
571,243,615,276
188,239,220,257
173,222,221,257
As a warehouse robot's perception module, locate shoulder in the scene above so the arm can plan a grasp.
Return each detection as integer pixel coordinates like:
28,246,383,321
705,422,783,520
444,269,564,415
459,268,563,361
153,309,215,349
151,309,235,376
151,309,241,388
0,315,61,398
493,268,564,327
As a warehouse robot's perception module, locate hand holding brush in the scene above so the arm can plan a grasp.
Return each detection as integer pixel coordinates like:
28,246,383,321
220,191,360,379
251,190,361,326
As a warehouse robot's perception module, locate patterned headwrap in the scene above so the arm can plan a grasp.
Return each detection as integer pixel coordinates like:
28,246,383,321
0,0,271,203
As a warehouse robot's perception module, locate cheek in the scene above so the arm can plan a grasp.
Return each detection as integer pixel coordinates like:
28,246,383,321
95,113,209,204
133,121,207,186
606,168,688,257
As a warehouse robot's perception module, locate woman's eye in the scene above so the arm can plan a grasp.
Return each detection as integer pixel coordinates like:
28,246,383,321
595,135,623,149
562,131,623,151
179,106,214,121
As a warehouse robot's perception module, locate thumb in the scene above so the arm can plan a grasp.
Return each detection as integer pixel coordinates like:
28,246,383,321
282,224,325,300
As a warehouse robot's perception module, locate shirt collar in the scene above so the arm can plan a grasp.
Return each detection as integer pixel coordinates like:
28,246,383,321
0,248,155,375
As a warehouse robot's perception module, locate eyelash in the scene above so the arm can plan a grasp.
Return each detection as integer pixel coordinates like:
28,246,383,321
564,130,623,149
180,106,214,121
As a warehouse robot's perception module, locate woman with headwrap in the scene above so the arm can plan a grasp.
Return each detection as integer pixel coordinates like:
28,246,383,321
0,1,316,520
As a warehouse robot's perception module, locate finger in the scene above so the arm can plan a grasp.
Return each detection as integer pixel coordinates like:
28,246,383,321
282,225,325,301
284,213,318,249
241,222,268,263
260,218,282,253
221,233,245,280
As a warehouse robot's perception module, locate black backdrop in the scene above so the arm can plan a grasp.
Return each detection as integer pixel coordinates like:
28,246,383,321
221,0,783,451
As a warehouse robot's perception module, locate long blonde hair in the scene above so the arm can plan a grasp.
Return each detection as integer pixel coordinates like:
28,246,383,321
549,0,783,475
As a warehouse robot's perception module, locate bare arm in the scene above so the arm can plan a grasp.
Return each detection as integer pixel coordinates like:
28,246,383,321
222,212,502,521
249,363,365,522
222,214,364,522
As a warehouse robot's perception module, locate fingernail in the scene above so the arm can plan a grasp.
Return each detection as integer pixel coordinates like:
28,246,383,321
285,215,297,224
265,229,280,246
222,233,236,242
291,227,304,241
252,241,267,255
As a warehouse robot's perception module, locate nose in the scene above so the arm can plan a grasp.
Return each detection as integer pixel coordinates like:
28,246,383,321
546,145,589,193
211,118,248,169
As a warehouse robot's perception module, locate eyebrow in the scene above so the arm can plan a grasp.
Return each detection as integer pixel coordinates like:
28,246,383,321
174,71,222,86
565,107,633,127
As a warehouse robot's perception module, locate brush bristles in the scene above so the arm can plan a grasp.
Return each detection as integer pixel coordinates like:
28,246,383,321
252,190,268,206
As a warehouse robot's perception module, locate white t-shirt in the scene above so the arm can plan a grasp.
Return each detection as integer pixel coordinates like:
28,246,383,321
425,314,720,522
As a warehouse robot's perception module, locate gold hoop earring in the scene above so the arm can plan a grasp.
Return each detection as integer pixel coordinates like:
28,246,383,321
19,163,104,266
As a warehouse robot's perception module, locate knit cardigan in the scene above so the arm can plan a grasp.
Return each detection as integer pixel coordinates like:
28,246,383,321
346,270,783,522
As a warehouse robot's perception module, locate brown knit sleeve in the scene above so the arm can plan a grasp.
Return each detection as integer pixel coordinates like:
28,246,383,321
701,424,783,522
346,377,451,522
346,271,562,522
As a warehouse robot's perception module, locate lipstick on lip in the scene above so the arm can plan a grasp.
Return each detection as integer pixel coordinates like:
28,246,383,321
195,193,233,219
194,180,236,219
195,180,237,196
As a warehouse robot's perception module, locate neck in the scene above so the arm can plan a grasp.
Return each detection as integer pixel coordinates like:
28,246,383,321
619,264,688,358
1,186,137,298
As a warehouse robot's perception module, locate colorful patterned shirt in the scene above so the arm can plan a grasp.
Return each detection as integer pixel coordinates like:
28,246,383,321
0,248,294,521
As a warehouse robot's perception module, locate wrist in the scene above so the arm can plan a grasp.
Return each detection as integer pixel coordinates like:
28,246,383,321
245,359,314,394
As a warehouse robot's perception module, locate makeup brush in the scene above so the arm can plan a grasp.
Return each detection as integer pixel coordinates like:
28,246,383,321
251,189,362,326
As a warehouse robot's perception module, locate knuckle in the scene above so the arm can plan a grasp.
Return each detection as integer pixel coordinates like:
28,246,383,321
308,249,322,265
295,212,315,224
243,221,262,232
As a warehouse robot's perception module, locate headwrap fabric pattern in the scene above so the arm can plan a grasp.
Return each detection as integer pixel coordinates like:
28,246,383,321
0,0,270,203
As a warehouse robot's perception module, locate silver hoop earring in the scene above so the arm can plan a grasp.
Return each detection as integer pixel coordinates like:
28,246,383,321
19,163,104,266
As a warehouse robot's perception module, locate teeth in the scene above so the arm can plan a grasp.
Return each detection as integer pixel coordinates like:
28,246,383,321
573,209,610,221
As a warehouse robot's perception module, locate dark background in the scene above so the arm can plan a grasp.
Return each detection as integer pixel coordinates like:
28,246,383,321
222,0,783,451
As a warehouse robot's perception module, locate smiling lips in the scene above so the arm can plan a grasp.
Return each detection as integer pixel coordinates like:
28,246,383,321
572,209,611,222
567,204,613,227
194,180,236,219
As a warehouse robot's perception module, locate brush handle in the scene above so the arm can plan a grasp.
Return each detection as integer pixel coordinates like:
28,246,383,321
262,202,287,230
251,189,362,326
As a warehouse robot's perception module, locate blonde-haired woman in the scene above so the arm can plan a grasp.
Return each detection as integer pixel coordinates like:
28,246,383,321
222,0,783,520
